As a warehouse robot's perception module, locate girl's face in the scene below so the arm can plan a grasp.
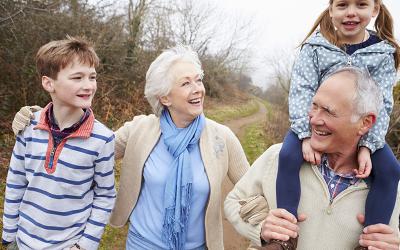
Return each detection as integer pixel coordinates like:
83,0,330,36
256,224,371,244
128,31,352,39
329,0,379,44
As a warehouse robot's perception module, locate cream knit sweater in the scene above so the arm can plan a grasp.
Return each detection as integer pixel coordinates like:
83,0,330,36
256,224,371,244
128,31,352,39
109,114,249,250
224,143,400,250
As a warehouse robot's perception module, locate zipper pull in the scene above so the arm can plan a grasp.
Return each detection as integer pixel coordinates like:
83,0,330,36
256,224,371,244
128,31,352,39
48,147,56,169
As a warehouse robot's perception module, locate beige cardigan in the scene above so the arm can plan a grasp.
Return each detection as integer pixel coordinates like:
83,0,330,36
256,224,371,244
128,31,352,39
224,144,400,250
109,114,249,250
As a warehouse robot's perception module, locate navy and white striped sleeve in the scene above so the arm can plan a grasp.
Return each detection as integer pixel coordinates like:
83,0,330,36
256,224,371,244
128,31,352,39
289,44,320,139
359,54,396,153
77,134,116,250
2,135,28,243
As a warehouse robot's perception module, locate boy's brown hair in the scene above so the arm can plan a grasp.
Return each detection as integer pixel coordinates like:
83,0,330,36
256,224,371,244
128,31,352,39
36,35,99,79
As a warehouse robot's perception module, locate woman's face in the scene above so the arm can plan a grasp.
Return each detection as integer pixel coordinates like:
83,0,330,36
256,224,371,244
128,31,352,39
160,60,205,128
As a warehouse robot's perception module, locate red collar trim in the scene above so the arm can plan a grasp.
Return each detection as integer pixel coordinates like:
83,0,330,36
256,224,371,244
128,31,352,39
34,103,95,139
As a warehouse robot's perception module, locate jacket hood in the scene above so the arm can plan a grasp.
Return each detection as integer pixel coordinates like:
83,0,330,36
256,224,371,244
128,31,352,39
305,31,396,55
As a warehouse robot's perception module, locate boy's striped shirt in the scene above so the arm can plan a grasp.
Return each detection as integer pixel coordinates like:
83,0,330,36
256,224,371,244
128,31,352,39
2,107,116,250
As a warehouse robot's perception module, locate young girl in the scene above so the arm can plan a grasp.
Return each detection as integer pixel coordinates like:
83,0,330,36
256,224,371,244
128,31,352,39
269,0,400,249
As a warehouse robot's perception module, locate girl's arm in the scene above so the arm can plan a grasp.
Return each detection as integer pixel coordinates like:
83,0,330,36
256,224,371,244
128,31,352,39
289,44,320,140
359,54,396,153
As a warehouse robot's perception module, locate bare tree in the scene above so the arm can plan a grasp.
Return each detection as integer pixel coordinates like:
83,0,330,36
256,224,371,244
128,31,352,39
125,0,151,66
173,0,217,56
139,2,175,53
263,49,296,94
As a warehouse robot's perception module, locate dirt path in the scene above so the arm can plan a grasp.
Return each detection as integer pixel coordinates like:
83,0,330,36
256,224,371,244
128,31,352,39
223,101,268,137
221,100,268,250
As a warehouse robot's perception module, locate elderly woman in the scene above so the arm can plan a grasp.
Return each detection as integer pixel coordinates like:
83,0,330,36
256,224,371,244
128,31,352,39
12,45,249,250
110,45,249,249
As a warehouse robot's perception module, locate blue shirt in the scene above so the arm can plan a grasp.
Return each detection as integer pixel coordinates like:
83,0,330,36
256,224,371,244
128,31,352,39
319,155,360,202
127,133,210,250
344,33,381,55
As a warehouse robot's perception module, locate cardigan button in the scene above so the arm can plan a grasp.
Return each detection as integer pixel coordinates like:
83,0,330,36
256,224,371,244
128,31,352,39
326,208,332,215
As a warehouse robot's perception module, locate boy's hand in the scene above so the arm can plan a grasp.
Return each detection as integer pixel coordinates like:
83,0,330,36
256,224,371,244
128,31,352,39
355,147,372,178
302,138,322,165
70,244,86,250
12,105,41,135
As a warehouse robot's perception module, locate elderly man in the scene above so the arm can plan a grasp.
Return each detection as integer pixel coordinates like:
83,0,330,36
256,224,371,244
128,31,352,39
224,66,400,250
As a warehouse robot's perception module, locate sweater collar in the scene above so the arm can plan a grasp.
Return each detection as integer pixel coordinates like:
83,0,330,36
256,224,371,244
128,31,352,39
34,102,95,139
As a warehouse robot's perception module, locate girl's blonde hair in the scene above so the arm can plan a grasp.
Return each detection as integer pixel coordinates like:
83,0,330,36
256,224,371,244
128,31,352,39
301,0,400,69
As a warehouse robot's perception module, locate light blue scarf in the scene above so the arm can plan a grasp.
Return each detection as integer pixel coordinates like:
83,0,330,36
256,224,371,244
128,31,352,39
160,109,205,250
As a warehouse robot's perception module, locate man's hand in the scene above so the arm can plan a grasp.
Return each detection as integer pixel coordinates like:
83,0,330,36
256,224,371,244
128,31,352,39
357,214,400,250
12,105,42,135
355,147,372,178
260,208,306,242
302,138,322,165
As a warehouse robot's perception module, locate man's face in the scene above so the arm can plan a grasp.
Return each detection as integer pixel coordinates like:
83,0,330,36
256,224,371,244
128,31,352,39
309,71,363,154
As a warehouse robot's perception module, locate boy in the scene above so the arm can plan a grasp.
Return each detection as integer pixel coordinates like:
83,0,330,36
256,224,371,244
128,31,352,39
1,36,116,250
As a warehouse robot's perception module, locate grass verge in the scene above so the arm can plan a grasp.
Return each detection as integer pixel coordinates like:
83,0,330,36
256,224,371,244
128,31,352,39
205,99,259,123
240,122,271,165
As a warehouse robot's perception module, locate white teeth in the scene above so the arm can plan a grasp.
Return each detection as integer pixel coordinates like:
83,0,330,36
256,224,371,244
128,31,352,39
189,98,201,104
314,129,329,136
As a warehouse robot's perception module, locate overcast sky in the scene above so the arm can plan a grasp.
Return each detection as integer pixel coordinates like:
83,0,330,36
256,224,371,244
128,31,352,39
210,0,400,88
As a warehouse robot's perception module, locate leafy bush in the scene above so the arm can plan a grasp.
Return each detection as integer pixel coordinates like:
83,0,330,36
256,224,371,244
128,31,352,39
387,83,400,158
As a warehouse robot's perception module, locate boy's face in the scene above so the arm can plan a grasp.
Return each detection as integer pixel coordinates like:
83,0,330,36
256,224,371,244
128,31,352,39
43,57,97,111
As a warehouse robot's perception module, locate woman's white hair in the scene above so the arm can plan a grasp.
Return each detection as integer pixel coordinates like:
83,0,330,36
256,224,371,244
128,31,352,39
327,66,383,123
144,44,204,116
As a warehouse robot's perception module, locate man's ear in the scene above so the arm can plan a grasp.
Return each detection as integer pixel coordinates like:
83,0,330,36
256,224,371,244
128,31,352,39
159,95,171,107
358,113,376,136
42,76,54,93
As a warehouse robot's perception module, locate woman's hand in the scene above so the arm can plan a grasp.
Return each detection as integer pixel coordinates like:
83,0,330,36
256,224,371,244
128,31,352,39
12,105,42,135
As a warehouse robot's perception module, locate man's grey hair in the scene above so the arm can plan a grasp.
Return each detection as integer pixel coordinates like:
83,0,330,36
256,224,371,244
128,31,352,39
325,66,383,123
144,44,204,116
